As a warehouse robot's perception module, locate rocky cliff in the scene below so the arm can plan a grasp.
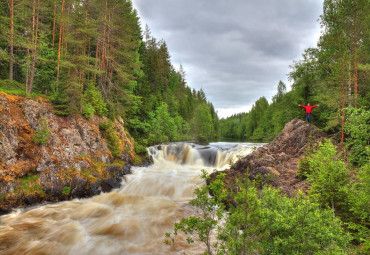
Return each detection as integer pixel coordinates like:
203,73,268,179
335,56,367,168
0,92,137,213
209,118,328,196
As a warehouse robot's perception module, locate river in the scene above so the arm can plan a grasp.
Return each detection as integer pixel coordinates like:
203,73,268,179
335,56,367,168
0,142,261,255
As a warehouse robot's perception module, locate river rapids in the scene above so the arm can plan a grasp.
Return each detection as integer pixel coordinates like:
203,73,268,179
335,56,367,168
0,142,261,255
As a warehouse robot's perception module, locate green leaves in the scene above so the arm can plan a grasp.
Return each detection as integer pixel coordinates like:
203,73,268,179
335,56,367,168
345,107,370,166
307,139,350,212
166,170,225,255
82,82,107,119
259,188,351,254
167,170,351,254
33,118,51,145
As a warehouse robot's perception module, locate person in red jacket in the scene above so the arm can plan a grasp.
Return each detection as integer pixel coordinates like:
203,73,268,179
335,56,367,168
299,103,319,123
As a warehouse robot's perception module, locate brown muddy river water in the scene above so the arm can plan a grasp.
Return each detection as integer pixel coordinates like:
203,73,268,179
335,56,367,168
0,142,261,255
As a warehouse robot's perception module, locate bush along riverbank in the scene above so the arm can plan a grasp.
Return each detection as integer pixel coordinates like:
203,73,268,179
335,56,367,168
168,115,370,254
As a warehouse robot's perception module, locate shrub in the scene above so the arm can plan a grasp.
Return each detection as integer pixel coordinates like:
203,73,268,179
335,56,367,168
259,187,351,254
0,79,25,90
134,141,147,155
306,139,350,212
345,107,370,167
33,118,51,145
168,171,351,255
99,120,121,158
165,170,226,255
82,103,95,119
62,186,71,195
82,82,107,118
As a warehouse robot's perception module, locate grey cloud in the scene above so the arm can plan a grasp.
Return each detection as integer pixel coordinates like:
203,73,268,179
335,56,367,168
132,0,322,118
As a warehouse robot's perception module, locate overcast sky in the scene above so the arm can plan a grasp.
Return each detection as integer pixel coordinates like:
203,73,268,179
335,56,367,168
132,0,323,118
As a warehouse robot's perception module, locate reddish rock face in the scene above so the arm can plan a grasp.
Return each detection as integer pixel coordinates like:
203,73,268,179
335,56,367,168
0,92,135,212
210,118,328,197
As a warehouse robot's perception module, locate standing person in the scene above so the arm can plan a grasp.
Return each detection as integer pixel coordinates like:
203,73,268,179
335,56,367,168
299,103,319,123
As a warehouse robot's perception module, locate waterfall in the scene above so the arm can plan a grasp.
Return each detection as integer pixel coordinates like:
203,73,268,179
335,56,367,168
0,142,262,255
149,142,257,169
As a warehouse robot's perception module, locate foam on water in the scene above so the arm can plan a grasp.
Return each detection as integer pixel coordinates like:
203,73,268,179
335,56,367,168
0,142,262,254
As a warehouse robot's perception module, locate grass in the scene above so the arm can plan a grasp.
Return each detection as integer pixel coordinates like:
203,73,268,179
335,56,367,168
19,173,46,196
0,79,51,101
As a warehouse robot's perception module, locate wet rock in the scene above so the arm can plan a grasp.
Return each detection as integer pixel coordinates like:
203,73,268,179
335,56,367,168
24,194,44,205
136,155,154,167
101,165,132,192
88,180,103,196
210,119,327,196
70,176,88,197
122,164,132,175
0,92,138,211
121,150,132,164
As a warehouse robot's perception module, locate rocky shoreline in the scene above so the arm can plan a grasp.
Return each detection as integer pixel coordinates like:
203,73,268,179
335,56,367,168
0,92,139,213
209,118,328,197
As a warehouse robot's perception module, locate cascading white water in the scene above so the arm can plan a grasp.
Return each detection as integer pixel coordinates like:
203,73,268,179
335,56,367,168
0,142,261,255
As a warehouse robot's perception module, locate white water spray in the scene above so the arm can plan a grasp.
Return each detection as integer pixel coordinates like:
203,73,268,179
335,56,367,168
0,142,261,255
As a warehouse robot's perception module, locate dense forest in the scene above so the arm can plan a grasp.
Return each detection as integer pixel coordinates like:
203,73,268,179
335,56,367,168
0,0,219,153
165,1,370,254
0,0,369,254
220,0,369,143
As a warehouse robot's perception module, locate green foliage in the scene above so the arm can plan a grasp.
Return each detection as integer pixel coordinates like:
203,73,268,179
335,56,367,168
19,173,45,196
106,131,121,158
82,83,107,118
307,139,350,212
220,0,370,140
99,120,113,132
82,103,95,119
345,163,370,251
345,107,370,167
259,187,351,254
220,89,302,142
218,177,264,254
0,0,219,147
297,135,316,180
99,120,121,158
166,170,226,255
134,141,147,155
0,79,25,90
62,186,71,195
191,104,214,142
168,172,351,254
33,118,51,145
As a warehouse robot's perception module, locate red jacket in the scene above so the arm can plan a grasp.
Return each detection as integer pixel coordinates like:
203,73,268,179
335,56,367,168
299,105,318,113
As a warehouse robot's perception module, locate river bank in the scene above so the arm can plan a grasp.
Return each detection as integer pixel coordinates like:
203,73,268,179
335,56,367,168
0,92,137,213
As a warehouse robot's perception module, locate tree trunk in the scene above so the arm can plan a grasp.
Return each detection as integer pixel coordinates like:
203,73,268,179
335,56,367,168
353,13,358,107
64,5,70,52
94,38,99,82
56,0,65,82
25,46,30,91
100,0,108,72
206,234,212,255
9,0,14,80
340,54,346,148
348,62,351,97
52,0,56,48
26,0,36,93
29,0,40,94
353,43,358,107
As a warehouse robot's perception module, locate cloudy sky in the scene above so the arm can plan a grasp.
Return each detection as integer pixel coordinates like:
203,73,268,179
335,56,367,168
132,0,323,118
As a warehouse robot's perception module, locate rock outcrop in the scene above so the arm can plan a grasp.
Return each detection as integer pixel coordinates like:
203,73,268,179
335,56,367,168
0,92,137,213
209,118,328,196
